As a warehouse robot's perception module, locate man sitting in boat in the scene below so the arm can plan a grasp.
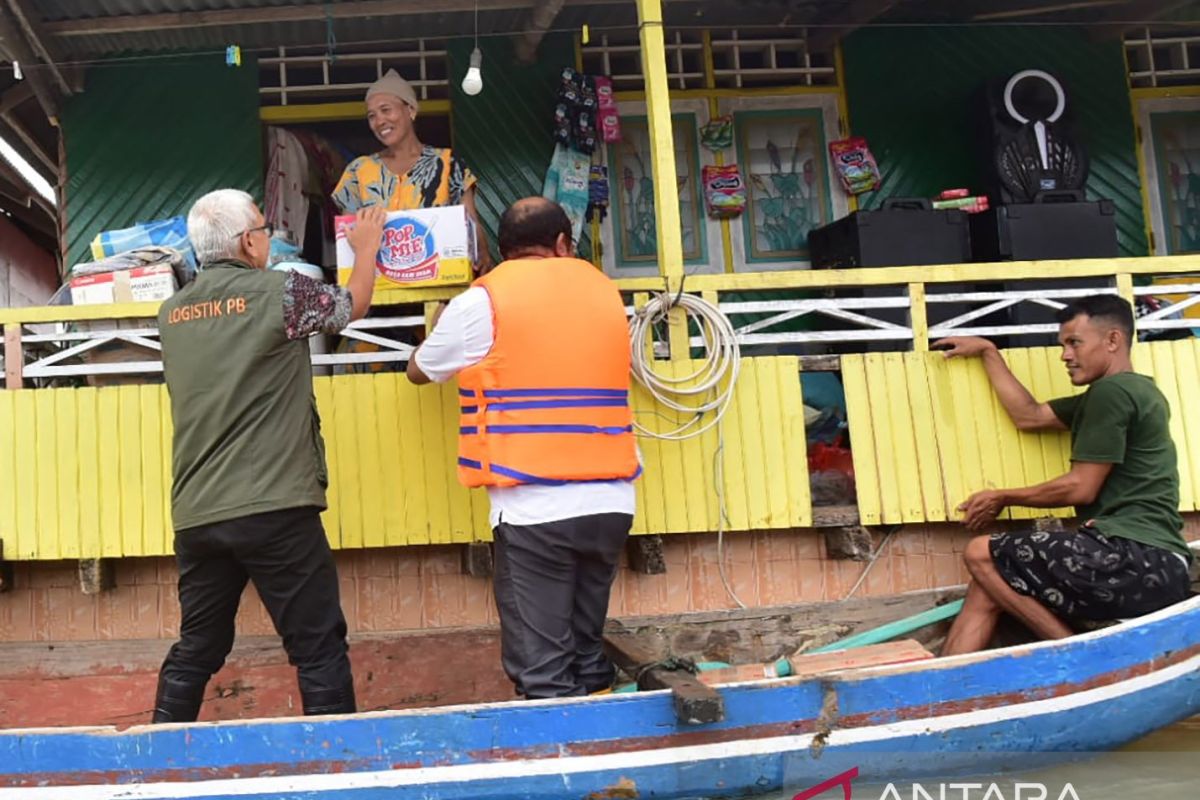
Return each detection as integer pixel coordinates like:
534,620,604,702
406,197,640,698
934,295,1192,655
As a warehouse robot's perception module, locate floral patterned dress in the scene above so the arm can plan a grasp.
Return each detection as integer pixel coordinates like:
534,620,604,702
331,146,477,213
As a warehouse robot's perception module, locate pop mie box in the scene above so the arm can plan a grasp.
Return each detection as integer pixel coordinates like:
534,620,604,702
335,205,476,291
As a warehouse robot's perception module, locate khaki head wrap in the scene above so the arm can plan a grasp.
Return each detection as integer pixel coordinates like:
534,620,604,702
366,69,419,114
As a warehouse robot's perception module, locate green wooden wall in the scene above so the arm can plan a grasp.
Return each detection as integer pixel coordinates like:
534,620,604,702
62,54,264,271
843,26,1148,257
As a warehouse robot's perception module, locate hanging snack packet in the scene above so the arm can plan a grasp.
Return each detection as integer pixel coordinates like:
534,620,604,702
702,164,746,218
700,115,734,151
828,136,881,195
594,76,621,143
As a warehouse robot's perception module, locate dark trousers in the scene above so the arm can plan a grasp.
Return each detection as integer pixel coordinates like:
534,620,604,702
492,512,632,699
157,506,353,717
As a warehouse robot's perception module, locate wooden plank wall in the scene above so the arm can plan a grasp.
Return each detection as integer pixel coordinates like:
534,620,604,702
845,340,1200,525
0,357,810,560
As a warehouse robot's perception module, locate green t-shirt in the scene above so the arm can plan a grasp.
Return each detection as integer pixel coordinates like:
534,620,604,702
1048,372,1189,558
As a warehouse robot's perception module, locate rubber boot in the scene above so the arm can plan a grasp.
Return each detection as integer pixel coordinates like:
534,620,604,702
151,675,207,723
301,682,357,716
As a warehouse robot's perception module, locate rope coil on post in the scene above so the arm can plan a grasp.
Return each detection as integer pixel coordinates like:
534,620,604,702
628,289,740,441
628,284,747,609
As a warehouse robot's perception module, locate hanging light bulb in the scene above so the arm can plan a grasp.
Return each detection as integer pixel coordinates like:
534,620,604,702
461,46,483,96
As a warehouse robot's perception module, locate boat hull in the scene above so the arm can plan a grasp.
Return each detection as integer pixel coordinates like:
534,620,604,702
2,596,1198,799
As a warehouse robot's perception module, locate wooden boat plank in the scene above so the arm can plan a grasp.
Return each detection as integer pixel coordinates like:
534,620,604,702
603,632,725,724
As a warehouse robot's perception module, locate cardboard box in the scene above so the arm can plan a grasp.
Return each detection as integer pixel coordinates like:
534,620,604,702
68,263,177,305
67,264,176,386
335,205,476,291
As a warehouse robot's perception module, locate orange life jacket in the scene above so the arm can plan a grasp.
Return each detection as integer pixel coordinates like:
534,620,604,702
456,257,640,488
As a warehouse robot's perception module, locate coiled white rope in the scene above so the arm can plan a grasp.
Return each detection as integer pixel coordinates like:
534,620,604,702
628,290,741,441
629,288,747,607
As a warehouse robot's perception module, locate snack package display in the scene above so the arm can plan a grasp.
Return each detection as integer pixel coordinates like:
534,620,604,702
701,164,746,218
594,76,621,144
829,136,882,195
700,115,734,151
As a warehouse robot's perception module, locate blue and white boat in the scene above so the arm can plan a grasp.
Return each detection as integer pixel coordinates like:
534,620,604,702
2,584,1197,800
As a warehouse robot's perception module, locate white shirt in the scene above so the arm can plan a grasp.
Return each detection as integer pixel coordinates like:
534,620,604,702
415,287,636,528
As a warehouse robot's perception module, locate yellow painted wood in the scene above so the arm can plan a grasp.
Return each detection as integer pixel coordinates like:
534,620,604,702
95,389,122,558
372,377,405,546
259,100,450,123
77,389,102,557
12,392,35,559
6,257,1200,329
738,359,770,529
118,386,144,556
414,381,452,544
924,352,966,518
330,377,363,548
782,361,811,528
354,377,387,549
15,337,1200,557
1173,339,1200,509
159,387,174,541
54,389,80,559
138,386,167,555
34,390,59,558
755,359,791,528
0,392,15,560
881,353,924,523
1151,343,1195,512
908,283,929,352
841,356,882,525
903,355,946,521
635,0,685,278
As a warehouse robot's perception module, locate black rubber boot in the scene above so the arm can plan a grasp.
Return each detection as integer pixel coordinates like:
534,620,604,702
151,675,207,723
300,683,357,716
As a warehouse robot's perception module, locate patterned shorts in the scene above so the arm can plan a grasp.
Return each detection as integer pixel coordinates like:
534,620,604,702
989,526,1192,621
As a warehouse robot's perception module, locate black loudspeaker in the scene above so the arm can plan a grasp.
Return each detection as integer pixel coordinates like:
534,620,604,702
971,70,1088,206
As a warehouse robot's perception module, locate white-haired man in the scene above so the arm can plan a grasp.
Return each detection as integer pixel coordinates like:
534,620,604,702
152,189,385,722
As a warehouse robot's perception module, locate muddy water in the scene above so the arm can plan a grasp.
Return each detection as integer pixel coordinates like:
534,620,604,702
753,716,1199,799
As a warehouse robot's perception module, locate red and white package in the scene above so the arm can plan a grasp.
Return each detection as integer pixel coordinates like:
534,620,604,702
594,76,621,143
829,136,881,195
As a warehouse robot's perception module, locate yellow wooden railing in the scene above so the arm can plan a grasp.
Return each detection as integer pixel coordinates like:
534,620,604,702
2,255,1199,561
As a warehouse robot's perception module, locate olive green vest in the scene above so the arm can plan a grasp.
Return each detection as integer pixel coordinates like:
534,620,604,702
158,260,328,531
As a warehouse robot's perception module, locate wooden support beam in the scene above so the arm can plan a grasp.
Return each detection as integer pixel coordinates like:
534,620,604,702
0,8,61,123
824,525,873,561
807,0,900,52
0,112,55,174
461,542,493,578
636,0,685,282
626,535,667,575
0,541,10,593
4,323,24,388
811,504,859,528
4,0,71,96
42,0,627,37
0,83,34,117
1089,0,1196,40
514,0,567,63
603,632,725,724
78,559,115,594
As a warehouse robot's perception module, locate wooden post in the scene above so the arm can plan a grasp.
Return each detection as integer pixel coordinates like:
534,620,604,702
1115,273,1136,339
4,323,23,388
461,542,493,578
908,282,928,352
626,535,667,575
78,559,114,595
604,632,724,724
635,0,684,283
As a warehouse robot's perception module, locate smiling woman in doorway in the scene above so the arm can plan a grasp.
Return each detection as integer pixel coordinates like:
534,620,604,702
332,69,492,271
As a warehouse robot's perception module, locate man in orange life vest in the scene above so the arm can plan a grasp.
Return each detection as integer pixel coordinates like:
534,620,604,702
407,197,640,699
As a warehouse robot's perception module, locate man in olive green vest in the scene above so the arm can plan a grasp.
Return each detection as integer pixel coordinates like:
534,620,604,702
153,189,384,722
